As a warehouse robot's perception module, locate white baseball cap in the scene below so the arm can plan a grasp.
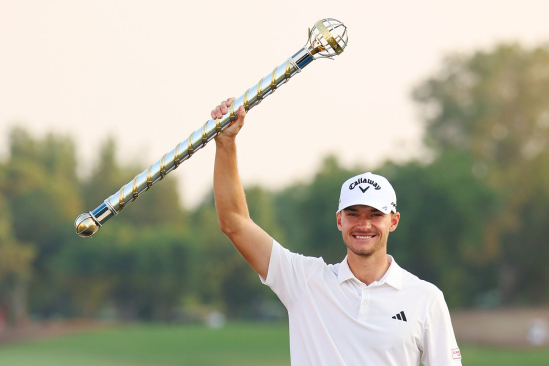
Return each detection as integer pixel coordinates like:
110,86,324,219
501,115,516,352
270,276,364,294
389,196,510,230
337,172,397,214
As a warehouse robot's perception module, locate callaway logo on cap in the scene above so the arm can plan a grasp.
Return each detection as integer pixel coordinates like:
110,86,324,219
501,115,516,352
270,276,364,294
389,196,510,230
337,172,397,214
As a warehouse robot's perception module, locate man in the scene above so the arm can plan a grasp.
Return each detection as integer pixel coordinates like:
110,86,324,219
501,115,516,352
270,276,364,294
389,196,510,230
212,98,462,365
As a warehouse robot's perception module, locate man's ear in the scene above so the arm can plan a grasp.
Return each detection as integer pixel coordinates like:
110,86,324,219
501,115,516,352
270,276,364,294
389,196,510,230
336,212,343,231
389,212,400,232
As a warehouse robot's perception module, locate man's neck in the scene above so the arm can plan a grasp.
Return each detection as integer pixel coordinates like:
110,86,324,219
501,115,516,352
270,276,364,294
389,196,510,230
347,250,390,285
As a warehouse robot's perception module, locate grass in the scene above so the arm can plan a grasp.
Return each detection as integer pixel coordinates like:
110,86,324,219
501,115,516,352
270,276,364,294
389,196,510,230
0,322,548,365
0,322,290,366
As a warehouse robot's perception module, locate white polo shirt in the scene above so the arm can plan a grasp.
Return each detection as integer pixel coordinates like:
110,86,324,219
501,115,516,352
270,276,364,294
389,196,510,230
261,240,462,366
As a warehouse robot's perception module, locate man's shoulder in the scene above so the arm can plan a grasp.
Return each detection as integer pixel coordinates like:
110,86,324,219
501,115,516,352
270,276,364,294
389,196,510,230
275,241,329,274
401,268,443,298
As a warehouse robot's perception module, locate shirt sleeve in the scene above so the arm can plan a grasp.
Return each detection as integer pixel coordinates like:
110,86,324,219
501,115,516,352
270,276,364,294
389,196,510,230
260,239,324,310
421,292,462,365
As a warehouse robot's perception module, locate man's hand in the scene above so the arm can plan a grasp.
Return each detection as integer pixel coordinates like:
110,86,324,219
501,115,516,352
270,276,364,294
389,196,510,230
211,97,246,141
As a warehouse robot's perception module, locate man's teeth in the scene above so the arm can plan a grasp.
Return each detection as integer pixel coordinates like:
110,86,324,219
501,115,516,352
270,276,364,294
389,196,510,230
355,235,373,239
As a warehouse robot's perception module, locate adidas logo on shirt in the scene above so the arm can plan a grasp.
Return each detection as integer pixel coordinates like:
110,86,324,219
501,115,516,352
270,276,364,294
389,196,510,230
392,311,407,322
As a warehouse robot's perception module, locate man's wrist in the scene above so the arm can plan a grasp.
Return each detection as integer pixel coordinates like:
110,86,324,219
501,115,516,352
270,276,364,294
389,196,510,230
215,134,237,148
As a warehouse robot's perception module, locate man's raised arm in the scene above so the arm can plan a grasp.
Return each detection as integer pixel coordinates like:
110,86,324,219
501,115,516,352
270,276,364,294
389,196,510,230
212,98,273,279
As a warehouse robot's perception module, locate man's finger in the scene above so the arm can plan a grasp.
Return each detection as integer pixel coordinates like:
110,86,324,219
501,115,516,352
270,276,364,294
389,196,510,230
211,97,237,120
220,104,228,114
234,105,246,126
223,98,235,108
215,106,223,119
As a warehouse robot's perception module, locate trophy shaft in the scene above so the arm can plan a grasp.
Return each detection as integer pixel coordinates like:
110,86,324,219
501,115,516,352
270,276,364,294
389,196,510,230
75,18,348,238
79,50,306,236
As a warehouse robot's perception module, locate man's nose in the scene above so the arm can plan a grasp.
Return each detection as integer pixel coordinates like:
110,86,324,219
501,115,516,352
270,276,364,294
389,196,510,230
357,217,372,230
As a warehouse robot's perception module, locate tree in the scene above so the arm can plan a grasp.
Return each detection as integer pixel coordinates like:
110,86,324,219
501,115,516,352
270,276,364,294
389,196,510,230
379,150,498,307
2,127,83,318
189,187,283,319
413,44,549,304
56,136,190,319
0,187,35,326
51,226,193,320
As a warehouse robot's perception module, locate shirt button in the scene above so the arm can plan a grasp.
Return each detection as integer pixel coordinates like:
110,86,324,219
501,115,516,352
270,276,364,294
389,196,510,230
362,300,367,306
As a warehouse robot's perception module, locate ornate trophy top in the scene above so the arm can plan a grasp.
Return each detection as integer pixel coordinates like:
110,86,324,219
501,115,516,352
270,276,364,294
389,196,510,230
306,18,348,59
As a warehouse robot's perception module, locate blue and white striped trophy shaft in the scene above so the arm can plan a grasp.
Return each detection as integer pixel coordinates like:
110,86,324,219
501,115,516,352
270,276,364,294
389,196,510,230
75,18,348,238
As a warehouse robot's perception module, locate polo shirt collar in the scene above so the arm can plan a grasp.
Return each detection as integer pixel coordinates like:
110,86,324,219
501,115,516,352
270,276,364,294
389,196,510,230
338,254,403,290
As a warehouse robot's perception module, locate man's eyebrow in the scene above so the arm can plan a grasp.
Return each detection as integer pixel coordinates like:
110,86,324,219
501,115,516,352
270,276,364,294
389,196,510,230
343,207,358,212
343,207,383,213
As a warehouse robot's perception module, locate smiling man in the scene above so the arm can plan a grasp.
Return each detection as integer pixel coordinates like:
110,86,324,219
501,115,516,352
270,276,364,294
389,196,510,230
212,98,462,366
336,174,401,287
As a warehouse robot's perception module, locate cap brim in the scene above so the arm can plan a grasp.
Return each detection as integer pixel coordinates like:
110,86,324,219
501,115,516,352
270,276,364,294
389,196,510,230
337,199,394,214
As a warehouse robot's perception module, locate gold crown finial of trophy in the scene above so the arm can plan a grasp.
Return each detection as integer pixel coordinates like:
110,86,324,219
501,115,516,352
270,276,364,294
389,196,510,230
307,18,348,58
75,18,348,238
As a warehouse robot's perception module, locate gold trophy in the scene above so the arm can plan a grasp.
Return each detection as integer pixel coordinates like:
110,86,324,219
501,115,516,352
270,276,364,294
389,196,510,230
75,18,348,238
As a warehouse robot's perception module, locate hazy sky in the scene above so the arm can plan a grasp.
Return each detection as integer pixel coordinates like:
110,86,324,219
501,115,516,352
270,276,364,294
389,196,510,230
2,0,549,208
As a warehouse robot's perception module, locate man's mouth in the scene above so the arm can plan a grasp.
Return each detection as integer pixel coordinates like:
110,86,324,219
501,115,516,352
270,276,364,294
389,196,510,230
353,234,376,239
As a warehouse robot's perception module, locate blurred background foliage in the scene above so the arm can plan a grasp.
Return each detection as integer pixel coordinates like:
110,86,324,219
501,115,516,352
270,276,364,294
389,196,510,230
1,43,548,326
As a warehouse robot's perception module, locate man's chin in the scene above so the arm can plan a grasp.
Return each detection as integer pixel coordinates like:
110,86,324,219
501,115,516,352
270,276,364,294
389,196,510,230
345,243,376,257
350,248,376,257
345,239,386,258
